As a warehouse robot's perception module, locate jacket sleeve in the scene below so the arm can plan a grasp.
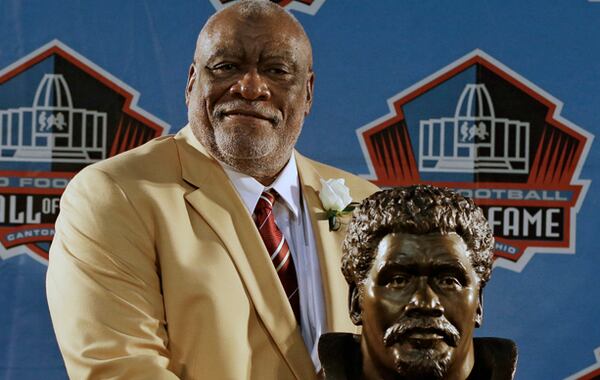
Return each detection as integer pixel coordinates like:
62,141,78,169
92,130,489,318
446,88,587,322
46,166,179,379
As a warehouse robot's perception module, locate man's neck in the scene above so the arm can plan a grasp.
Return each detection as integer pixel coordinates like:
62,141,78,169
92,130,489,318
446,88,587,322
215,156,290,187
254,173,279,186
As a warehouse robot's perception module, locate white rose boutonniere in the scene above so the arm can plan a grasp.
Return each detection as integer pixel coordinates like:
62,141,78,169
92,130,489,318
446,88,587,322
319,178,359,231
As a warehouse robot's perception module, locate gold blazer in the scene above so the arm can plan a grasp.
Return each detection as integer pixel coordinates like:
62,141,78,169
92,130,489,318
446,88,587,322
47,125,379,380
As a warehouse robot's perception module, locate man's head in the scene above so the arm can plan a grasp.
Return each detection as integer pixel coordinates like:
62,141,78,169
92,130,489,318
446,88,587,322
186,0,314,184
341,185,494,379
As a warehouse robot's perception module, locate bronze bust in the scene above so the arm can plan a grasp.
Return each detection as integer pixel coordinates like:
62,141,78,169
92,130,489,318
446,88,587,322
319,185,517,380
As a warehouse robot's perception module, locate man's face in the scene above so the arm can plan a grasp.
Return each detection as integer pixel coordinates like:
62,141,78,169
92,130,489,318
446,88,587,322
356,232,482,379
186,11,314,181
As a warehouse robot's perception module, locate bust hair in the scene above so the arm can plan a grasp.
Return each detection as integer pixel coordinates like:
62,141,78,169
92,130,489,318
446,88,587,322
341,185,495,289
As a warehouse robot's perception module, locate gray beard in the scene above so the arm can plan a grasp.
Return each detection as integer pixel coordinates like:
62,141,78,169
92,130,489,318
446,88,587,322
189,117,282,179
188,103,298,178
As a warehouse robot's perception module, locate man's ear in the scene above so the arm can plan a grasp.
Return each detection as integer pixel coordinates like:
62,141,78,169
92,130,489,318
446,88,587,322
185,63,197,107
475,288,484,328
304,71,314,116
349,283,362,325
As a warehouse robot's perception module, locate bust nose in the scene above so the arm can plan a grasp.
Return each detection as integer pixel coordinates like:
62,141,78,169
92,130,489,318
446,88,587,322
404,277,444,318
230,69,271,101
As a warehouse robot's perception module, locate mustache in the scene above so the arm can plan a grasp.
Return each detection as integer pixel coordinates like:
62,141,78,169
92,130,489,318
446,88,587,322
383,317,460,348
214,100,281,124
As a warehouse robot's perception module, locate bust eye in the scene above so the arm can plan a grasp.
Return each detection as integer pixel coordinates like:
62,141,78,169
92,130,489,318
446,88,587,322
436,276,462,289
386,275,410,288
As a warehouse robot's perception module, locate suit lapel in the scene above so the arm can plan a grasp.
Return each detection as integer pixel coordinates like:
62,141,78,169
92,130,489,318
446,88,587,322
174,126,314,379
295,152,358,335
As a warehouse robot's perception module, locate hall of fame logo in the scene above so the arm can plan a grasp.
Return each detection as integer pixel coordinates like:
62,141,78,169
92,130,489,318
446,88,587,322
210,0,325,15
357,50,593,271
0,40,168,263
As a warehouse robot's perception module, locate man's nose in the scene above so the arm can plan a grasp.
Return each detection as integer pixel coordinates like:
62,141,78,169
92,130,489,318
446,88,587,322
230,69,271,101
404,277,444,317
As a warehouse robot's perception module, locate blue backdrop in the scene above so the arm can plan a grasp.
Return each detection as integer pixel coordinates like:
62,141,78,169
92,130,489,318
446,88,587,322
1,1,599,379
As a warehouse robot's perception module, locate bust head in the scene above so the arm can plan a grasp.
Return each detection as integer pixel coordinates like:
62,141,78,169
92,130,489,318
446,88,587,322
341,185,495,379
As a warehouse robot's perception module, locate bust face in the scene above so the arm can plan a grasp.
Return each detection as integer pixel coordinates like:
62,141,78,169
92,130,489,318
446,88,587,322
357,232,482,379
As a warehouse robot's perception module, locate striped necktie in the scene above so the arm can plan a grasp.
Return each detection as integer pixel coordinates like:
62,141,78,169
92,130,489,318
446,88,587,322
253,190,301,323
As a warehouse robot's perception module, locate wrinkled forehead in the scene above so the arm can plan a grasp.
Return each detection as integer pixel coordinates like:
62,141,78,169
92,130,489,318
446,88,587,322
195,11,312,65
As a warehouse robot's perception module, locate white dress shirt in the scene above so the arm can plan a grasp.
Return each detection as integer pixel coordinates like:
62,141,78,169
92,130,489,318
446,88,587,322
219,154,326,370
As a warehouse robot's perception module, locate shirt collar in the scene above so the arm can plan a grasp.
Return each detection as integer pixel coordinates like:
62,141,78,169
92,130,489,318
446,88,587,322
219,154,301,219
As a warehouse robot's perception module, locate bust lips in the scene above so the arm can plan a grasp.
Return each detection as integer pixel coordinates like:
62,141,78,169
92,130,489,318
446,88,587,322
384,321,460,349
403,328,448,350
406,329,445,340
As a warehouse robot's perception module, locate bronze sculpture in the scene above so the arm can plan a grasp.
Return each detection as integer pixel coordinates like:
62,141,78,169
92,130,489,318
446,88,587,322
319,185,517,379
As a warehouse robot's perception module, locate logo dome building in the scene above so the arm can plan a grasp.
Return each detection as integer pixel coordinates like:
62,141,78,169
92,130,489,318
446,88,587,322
419,83,530,174
0,73,107,163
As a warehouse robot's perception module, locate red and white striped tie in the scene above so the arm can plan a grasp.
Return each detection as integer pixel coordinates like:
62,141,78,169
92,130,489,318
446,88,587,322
253,190,301,323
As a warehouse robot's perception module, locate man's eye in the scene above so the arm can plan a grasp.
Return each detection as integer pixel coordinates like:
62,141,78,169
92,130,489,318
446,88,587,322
211,63,237,72
266,67,289,75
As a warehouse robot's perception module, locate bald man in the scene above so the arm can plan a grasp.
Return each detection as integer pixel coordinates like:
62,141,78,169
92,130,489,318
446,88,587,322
46,1,378,379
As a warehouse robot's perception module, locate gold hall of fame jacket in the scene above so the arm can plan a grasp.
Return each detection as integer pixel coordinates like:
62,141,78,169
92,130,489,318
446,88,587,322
46,125,379,380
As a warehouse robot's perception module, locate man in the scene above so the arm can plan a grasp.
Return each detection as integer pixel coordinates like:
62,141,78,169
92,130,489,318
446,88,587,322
46,1,378,379
318,186,517,380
